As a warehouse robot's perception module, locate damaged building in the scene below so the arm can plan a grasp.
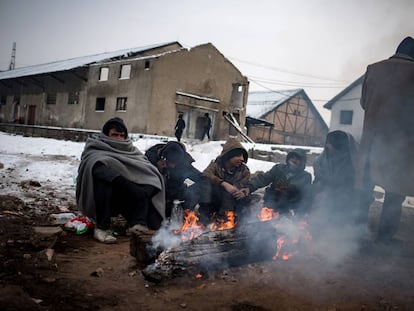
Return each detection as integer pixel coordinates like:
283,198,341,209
0,42,249,140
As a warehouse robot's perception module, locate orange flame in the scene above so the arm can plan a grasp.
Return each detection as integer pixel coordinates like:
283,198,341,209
259,209,312,261
258,207,279,221
209,211,236,231
173,210,204,241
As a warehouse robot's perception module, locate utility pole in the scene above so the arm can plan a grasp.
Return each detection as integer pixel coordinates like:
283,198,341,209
9,42,16,70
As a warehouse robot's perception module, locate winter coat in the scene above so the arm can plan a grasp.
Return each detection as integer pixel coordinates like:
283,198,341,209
313,131,358,193
76,133,165,219
203,138,250,188
145,141,203,202
356,53,414,195
248,149,312,211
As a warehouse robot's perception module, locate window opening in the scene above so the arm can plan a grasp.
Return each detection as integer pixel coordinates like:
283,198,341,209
339,110,353,125
99,67,109,81
116,97,127,111
119,64,131,79
95,97,105,111
47,93,56,105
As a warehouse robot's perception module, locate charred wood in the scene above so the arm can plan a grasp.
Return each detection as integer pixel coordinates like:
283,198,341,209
141,220,280,283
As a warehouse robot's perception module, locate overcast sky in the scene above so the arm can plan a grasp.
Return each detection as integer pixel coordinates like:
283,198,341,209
0,0,413,122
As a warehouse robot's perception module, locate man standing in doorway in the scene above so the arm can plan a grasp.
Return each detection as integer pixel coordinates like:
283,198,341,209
174,114,185,142
201,113,212,141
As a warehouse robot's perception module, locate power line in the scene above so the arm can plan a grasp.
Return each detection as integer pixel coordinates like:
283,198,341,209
248,76,347,88
229,56,350,83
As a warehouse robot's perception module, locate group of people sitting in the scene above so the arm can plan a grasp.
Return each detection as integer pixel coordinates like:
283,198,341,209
76,117,363,244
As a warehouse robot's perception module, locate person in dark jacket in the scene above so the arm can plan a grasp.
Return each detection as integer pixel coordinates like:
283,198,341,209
174,114,186,142
200,138,250,223
200,113,212,141
244,148,312,215
76,118,165,243
311,130,359,223
145,141,207,217
355,37,414,242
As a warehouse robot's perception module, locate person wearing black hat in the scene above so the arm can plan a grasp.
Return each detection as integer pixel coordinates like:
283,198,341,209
243,148,312,215
145,141,207,217
356,36,414,242
201,138,250,223
76,118,165,243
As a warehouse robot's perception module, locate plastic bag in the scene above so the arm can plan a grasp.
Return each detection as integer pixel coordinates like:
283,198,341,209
64,216,95,235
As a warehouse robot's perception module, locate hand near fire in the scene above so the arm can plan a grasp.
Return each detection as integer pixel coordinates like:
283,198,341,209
221,181,248,200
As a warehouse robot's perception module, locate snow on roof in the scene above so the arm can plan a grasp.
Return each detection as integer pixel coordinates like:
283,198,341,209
0,42,179,80
246,89,301,119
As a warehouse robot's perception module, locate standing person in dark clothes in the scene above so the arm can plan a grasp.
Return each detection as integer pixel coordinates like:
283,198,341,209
145,141,208,217
76,117,165,243
200,138,250,223
174,114,186,142
311,130,359,223
200,113,212,141
243,149,312,215
356,36,414,242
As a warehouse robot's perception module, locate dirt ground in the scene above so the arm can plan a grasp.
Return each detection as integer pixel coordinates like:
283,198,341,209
2,162,414,310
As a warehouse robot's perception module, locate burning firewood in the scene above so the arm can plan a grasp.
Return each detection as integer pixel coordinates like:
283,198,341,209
141,220,280,283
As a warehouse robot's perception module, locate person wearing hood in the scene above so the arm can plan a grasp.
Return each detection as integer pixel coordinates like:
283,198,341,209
76,117,165,244
311,130,359,223
200,138,250,222
356,36,414,242
145,141,207,217
244,148,312,215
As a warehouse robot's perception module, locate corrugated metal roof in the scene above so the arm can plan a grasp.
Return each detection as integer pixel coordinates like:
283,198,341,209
0,42,179,80
246,89,301,119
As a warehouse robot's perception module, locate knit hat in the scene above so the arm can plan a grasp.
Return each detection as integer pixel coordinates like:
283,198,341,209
102,117,128,138
396,36,414,58
160,142,185,164
220,148,246,164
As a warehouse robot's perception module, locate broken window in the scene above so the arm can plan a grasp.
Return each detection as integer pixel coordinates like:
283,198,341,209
144,60,150,70
99,67,109,81
47,93,56,105
95,97,105,111
119,64,131,79
68,91,79,105
115,97,127,111
339,110,353,125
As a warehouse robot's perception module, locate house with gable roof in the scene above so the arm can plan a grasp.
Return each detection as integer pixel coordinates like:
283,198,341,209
323,75,364,141
0,42,249,140
246,89,328,146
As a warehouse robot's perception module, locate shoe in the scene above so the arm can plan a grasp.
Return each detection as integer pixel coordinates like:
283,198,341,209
94,228,117,244
127,224,151,235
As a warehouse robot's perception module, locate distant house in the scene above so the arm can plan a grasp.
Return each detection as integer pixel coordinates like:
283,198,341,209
0,42,249,140
323,76,364,141
246,89,328,146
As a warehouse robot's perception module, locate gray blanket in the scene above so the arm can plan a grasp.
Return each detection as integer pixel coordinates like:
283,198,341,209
76,133,165,219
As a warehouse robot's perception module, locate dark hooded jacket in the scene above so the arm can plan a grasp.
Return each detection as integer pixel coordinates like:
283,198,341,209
355,37,414,195
145,141,203,208
203,138,250,188
313,130,358,192
248,148,312,211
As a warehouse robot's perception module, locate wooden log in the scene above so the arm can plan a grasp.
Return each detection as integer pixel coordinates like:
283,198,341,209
141,220,280,283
